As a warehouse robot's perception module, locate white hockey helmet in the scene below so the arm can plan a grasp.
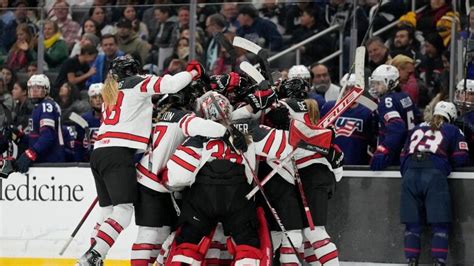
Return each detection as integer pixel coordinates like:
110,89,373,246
196,91,233,122
454,79,474,109
27,74,50,93
288,65,311,80
369,64,399,98
340,73,356,88
88,83,104,97
433,101,457,123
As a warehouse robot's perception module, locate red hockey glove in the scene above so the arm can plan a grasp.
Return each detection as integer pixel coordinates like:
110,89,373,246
186,60,205,80
210,72,243,93
16,149,37,173
245,88,277,114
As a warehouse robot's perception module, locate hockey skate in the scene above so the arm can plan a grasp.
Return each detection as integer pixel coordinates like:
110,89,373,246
76,247,103,266
432,259,446,266
407,258,418,266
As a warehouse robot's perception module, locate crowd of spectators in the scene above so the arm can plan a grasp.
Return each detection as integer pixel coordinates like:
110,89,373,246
0,0,472,164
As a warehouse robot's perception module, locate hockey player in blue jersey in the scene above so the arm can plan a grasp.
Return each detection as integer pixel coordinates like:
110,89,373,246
454,79,474,165
15,74,65,173
321,73,377,165
73,83,103,162
399,101,469,265
369,64,421,170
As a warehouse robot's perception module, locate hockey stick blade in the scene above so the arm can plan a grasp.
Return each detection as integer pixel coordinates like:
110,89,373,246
354,46,366,89
240,61,270,90
69,112,89,129
233,37,263,56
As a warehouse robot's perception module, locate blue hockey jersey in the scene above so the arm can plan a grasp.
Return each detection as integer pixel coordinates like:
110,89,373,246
26,98,65,163
376,91,421,164
321,101,376,165
459,111,474,165
400,122,469,176
74,110,101,162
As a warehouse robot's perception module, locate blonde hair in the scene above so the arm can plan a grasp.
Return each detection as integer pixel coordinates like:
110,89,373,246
430,115,445,131
304,99,319,125
102,74,119,108
390,54,414,69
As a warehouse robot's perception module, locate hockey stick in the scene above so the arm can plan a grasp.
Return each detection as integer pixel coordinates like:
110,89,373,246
214,32,237,72
59,197,99,255
291,157,315,230
233,36,273,84
69,112,91,144
207,93,307,265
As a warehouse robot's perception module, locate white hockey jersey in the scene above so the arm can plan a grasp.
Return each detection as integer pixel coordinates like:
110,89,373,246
166,124,294,188
95,71,194,151
136,109,227,192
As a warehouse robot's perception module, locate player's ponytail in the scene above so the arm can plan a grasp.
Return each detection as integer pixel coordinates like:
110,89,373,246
430,115,444,132
102,74,119,109
304,99,319,125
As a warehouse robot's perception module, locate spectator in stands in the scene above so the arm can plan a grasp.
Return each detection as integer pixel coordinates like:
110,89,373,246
366,36,391,73
88,34,124,86
237,5,283,51
366,0,407,40
70,33,100,58
436,11,460,47
151,6,178,72
42,20,69,70
56,82,89,124
290,7,334,66
123,5,149,41
81,18,101,39
1,0,38,55
1,66,15,93
416,0,451,36
322,0,368,45
258,0,286,34
391,54,420,105
0,0,15,53
141,0,161,37
5,23,36,71
221,2,239,33
116,17,150,65
11,81,33,130
418,32,445,99
27,62,37,78
310,63,341,101
53,44,98,97
205,13,228,70
0,72,14,111
88,6,115,36
177,6,205,47
462,8,474,79
389,25,420,62
166,59,186,75
52,1,80,50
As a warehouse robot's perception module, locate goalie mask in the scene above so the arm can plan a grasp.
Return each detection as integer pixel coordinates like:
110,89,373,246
288,65,311,82
433,101,457,123
27,74,50,104
110,55,141,80
369,64,399,98
454,79,474,111
195,91,233,122
279,78,310,99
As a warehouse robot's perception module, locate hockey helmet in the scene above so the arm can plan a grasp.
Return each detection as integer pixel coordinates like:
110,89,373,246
168,81,206,110
288,65,311,81
454,79,474,110
369,64,399,98
340,73,356,88
279,78,310,99
110,55,141,80
88,83,103,97
27,74,50,103
195,91,233,122
433,101,457,123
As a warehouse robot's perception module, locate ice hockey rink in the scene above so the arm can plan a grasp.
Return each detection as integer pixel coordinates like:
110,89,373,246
1,165,473,265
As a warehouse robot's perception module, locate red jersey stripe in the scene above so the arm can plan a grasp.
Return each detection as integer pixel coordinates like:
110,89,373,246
140,77,152,92
276,131,286,158
153,77,162,93
137,164,160,182
170,155,196,172
98,131,149,144
263,130,276,154
177,146,201,160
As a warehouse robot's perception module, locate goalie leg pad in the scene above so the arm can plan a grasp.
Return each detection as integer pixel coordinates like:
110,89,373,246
158,231,176,265
303,226,339,265
170,243,205,265
279,230,303,265
94,203,133,257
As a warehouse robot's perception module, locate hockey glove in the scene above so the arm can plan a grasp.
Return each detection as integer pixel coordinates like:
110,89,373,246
245,88,277,114
223,125,248,153
325,144,344,169
186,60,205,80
0,158,15,178
16,149,37,173
210,72,245,93
370,145,391,171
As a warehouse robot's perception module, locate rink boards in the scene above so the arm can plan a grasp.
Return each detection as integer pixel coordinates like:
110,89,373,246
0,164,473,265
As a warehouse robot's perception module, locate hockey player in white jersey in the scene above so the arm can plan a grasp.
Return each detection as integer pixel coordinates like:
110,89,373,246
76,56,204,265
131,83,230,266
